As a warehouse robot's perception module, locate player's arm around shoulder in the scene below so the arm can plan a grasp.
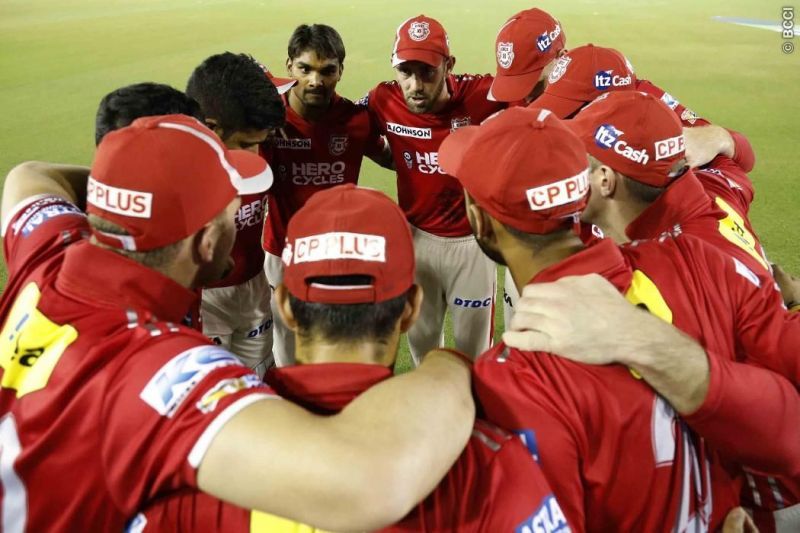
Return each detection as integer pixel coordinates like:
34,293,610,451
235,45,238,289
1,161,90,222
197,348,475,532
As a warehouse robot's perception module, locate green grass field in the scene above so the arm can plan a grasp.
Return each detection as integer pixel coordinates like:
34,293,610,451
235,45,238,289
1,0,797,371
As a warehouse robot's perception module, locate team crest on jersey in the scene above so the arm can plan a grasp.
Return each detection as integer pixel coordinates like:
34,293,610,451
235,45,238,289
660,92,680,110
681,108,699,124
548,56,571,84
329,135,348,156
450,116,471,132
403,151,414,169
408,21,430,41
497,42,515,69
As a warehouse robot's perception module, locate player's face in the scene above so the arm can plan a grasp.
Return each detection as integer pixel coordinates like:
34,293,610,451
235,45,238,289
580,159,606,224
395,60,450,114
222,129,271,154
287,50,342,109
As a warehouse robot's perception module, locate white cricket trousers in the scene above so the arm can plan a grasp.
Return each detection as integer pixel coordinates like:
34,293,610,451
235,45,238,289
264,252,296,367
201,270,273,376
408,226,496,365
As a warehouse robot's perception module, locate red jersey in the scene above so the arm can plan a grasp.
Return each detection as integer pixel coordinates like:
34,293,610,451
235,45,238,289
636,79,711,129
0,196,274,531
626,170,771,279
261,94,384,256
366,74,504,236
475,238,800,531
208,191,268,287
136,363,570,533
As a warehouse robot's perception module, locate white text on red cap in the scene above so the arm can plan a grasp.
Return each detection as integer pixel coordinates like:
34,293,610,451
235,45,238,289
290,232,387,265
654,134,685,161
526,169,589,211
86,177,152,218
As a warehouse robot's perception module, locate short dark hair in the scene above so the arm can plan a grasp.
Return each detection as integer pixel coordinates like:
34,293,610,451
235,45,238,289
503,224,574,251
288,24,345,64
288,276,408,343
95,82,203,145
186,52,285,139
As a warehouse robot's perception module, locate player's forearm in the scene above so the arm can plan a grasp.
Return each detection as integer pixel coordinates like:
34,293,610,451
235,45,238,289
1,161,90,218
727,129,755,172
684,355,800,476
199,349,474,531
615,319,710,415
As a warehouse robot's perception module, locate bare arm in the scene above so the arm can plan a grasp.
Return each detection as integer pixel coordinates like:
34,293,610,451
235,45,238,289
197,349,474,531
367,137,395,170
683,125,735,169
1,161,90,221
502,274,708,413
773,263,800,311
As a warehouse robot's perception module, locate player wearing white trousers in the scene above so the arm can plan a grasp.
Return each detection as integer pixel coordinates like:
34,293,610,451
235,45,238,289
408,226,496,366
201,271,274,376
264,252,296,367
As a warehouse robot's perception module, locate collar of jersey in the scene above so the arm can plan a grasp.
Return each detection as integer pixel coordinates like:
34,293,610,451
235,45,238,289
265,363,392,414
625,170,712,242
529,238,632,293
56,240,198,324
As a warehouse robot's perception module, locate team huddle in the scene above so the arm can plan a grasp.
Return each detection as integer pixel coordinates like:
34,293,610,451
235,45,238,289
1,6,799,533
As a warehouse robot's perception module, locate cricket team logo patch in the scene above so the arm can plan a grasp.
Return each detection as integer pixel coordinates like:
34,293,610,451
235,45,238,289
328,135,348,156
408,21,430,41
450,116,471,132
497,42,515,69
548,56,571,84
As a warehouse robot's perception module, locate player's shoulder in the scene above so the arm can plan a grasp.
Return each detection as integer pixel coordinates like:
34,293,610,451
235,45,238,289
2,194,86,239
451,73,494,92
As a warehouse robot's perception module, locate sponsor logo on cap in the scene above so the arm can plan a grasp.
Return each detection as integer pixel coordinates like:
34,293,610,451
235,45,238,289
292,232,386,264
329,135,348,156
387,122,433,139
274,138,312,150
593,70,633,91
536,24,562,52
654,134,685,160
526,168,589,211
87,177,153,218
408,21,430,41
547,56,571,84
594,124,650,164
497,41,515,69
660,92,680,110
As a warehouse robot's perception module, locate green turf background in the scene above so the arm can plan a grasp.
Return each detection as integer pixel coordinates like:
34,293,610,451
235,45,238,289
1,0,797,371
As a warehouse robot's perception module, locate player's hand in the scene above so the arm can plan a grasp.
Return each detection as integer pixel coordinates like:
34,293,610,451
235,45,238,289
502,274,648,365
683,125,734,168
721,507,759,533
772,263,800,310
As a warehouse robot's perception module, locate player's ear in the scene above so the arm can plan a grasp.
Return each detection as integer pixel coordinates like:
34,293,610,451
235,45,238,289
285,58,293,76
204,118,225,140
274,284,299,332
468,203,493,241
400,284,423,333
445,56,456,74
598,165,618,198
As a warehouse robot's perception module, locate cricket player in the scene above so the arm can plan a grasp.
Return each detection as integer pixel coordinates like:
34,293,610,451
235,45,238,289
439,107,800,530
186,52,288,373
0,115,475,532
262,24,392,367
93,82,207,331
134,184,570,532
363,14,504,364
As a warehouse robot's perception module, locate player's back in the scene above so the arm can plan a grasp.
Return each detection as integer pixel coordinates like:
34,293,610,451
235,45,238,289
0,196,267,531
133,365,570,532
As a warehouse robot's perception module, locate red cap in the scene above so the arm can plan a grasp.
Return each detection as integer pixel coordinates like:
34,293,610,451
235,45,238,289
439,107,590,234
489,8,566,102
568,91,689,187
282,184,415,304
533,44,637,118
87,114,272,251
391,15,450,67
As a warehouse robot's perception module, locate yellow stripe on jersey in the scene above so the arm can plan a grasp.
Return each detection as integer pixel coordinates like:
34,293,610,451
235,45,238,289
250,511,333,533
714,197,769,270
0,283,76,398
625,270,674,380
